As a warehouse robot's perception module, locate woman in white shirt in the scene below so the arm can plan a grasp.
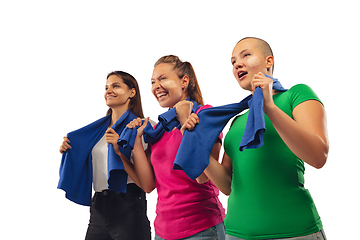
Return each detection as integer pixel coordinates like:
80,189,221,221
59,71,151,240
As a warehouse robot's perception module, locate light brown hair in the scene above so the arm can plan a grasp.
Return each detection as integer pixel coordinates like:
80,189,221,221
154,55,204,105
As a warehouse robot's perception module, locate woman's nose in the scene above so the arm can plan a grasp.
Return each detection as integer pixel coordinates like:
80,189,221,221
234,60,244,69
106,86,113,93
151,80,160,91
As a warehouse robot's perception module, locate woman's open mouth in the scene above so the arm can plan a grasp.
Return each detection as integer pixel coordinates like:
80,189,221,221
156,92,168,101
238,71,248,81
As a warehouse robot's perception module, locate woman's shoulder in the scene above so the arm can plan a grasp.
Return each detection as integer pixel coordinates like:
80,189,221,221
196,104,213,113
284,83,323,107
287,83,320,98
288,83,314,92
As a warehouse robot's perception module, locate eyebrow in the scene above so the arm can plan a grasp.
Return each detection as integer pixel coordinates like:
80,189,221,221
151,74,165,81
105,82,122,86
231,49,249,61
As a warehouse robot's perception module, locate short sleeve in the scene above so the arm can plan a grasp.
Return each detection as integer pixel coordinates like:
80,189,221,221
288,84,323,110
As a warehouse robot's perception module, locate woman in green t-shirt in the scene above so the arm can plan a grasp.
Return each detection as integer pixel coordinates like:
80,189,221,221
196,37,329,240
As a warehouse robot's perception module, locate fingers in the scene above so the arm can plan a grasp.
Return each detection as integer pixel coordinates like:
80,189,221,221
106,127,119,145
126,117,143,129
188,113,199,125
181,113,199,132
175,101,194,126
106,128,116,134
187,113,199,130
254,72,265,78
175,100,193,112
136,117,150,137
251,72,272,90
59,136,71,153
174,99,190,108
125,117,149,138
142,117,149,128
60,145,68,153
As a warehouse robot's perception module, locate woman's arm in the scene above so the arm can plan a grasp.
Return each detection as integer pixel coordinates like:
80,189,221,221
265,100,329,168
253,73,329,168
181,111,233,194
127,118,156,193
196,139,234,196
195,139,222,184
203,152,233,195
116,151,142,188
174,100,193,129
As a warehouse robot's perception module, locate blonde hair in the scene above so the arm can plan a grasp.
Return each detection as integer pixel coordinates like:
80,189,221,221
154,55,204,105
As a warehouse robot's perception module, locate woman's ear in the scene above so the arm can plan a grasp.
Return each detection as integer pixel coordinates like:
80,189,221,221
181,75,190,90
265,55,274,72
129,88,136,99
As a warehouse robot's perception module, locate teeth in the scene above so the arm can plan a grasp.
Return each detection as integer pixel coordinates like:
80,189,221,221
238,72,247,78
157,93,167,98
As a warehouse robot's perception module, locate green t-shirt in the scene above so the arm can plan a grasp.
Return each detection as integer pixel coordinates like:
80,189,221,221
224,84,323,239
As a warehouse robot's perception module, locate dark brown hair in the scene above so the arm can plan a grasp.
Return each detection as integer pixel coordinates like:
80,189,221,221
238,37,274,73
106,71,144,118
154,55,204,105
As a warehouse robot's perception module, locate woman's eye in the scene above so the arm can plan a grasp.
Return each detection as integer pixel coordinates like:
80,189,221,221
244,53,250,58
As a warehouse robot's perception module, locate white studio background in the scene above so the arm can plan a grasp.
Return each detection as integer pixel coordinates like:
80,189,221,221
0,1,358,239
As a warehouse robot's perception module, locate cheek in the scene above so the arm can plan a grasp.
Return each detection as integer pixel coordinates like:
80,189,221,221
161,79,178,89
246,56,261,68
116,89,125,95
232,67,237,78
151,83,157,94
151,79,180,93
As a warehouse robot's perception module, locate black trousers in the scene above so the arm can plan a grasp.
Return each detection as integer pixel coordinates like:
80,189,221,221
85,183,151,240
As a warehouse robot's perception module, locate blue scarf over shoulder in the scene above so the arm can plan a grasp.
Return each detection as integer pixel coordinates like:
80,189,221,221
174,75,287,179
57,110,137,206
118,76,286,180
118,99,202,150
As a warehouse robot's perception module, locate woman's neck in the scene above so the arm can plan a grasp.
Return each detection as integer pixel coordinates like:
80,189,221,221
110,106,129,127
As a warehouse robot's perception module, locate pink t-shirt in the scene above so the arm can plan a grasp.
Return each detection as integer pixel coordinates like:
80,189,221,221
150,105,225,239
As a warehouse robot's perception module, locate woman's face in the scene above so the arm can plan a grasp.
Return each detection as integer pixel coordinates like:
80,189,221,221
151,63,188,108
231,39,271,91
105,75,135,109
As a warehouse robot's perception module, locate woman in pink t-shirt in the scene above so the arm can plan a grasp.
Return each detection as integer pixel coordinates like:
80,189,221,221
127,55,226,240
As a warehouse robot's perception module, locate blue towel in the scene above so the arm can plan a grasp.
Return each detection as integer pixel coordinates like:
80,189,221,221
174,75,287,180
58,110,137,206
118,99,201,149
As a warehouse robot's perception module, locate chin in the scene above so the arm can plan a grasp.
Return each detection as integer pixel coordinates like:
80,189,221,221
238,82,247,90
237,80,251,91
160,100,176,109
157,100,167,108
159,103,172,109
